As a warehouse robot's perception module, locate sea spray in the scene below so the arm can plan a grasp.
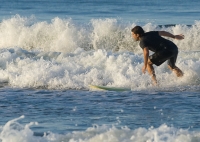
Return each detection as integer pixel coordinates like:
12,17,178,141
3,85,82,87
1,15,200,52
0,16,199,90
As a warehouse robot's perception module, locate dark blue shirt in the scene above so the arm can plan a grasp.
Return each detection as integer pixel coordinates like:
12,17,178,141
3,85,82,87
139,31,173,52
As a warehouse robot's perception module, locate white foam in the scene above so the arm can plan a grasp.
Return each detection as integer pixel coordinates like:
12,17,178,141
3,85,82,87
0,16,199,90
0,47,199,90
0,116,44,142
1,15,200,52
1,116,200,142
0,15,87,52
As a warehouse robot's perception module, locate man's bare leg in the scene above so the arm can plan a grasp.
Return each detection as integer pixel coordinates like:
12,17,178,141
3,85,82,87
168,65,183,77
147,59,157,85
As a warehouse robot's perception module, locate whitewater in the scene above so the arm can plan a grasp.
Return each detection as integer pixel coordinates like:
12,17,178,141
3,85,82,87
0,0,200,141
1,115,200,142
0,16,199,91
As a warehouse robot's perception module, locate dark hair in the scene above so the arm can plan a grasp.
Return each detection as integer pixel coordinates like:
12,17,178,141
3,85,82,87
131,26,145,37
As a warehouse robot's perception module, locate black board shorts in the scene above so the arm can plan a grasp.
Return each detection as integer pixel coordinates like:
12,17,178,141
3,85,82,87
149,43,178,69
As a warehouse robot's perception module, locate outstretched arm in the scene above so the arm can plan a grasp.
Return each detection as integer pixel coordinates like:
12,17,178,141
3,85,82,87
158,31,184,40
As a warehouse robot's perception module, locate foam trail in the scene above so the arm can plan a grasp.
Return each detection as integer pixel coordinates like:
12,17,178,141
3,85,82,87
1,116,200,142
0,116,42,142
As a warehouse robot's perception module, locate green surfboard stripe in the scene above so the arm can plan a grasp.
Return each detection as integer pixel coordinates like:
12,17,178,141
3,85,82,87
89,85,131,91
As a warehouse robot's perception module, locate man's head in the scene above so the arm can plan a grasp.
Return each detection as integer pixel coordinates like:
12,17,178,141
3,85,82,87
131,26,145,41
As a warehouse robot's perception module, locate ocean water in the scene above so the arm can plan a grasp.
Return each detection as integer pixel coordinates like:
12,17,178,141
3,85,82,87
0,0,200,142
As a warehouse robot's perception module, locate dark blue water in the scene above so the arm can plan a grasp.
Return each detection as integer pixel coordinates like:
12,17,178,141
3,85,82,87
1,89,200,134
1,0,200,24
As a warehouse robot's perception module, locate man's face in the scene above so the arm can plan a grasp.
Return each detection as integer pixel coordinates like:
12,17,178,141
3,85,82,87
132,32,140,41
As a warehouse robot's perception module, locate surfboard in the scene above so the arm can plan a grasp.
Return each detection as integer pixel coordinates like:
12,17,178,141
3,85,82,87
89,85,131,91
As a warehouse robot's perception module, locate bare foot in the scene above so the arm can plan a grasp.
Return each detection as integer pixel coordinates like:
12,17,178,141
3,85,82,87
173,67,184,77
168,65,184,77
151,74,158,86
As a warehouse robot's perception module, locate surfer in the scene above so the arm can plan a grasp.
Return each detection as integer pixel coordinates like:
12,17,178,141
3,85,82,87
131,26,184,85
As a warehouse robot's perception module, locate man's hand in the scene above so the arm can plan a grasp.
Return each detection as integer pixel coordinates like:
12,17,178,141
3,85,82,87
142,65,146,74
174,34,184,40
159,31,184,40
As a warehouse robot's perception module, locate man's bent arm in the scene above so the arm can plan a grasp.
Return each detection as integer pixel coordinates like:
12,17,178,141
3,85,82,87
159,31,184,40
142,47,149,73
